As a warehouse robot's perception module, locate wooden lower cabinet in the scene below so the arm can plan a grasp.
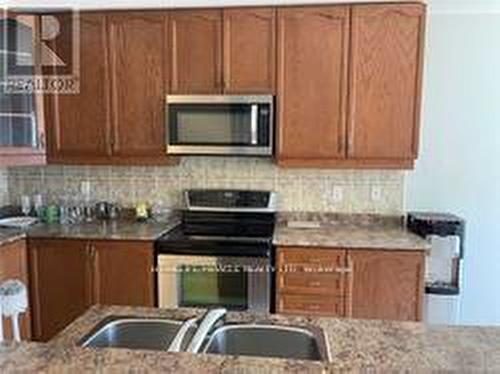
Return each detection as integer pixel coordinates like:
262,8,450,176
92,241,154,307
0,240,32,340
276,247,425,321
349,250,425,321
28,238,154,341
28,239,92,342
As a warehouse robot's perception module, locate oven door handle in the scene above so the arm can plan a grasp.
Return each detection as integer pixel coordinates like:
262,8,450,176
250,104,258,145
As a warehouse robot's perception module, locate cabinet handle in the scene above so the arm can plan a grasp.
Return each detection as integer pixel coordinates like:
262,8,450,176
335,267,352,273
221,76,226,91
86,244,96,261
345,255,354,318
308,258,322,264
335,256,353,274
308,281,321,287
38,132,46,150
308,304,320,311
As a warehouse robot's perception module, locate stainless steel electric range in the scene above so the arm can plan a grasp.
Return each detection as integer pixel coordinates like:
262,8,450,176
154,190,276,313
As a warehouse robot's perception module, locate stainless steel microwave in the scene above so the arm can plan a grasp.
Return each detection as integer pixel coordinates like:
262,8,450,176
165,95,274,156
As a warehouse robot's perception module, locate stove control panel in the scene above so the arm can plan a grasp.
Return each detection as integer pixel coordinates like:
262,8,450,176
185,190,277,213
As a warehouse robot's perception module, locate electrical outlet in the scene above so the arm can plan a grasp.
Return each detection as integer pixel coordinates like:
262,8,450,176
331,185,343,202
371,186,383,201
80,181,91,197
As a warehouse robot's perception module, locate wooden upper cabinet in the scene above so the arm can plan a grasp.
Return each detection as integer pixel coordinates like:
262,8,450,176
223,8,276,93
92,241,154,307
107,12,168,160
348,4,426,161
349,250,425,321
170,10,222,94
277,7,349,162
48,13,111,162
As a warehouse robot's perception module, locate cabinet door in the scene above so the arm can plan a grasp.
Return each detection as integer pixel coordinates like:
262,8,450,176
348,250,425,321
0,240,31,340
47,13,111,163
28,239,92,341
223,8,276,93
0,14,46,166
277,7,349,162
92,241,154,307
348,4,425,161
170,10,222,94
107,12,169,161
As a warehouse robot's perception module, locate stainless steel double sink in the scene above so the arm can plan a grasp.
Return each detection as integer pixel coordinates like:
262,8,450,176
80,309,329,362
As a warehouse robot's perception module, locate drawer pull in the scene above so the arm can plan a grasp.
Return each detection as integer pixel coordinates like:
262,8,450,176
308,281,321,287
308,304,321,311
335,267,353,274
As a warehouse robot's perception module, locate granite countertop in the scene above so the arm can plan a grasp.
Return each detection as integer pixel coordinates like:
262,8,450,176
273,213,430,251
0,218,179,248
0,228,26,247
25,217,180,242
1,212,429,252
2,305,500,372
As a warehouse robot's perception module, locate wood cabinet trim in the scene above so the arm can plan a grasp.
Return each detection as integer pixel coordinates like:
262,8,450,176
412,4,427,158
277,157,414,169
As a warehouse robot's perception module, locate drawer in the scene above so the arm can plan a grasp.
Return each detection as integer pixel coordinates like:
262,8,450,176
278,248,346,267
277,293,345,317
277,271,345,296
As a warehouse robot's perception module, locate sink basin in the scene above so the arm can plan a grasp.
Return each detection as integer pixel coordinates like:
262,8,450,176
80,316,197,352
202,324,327,361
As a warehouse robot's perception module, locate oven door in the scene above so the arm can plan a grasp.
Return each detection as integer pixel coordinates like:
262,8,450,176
157,255,270,312
166,95,273,156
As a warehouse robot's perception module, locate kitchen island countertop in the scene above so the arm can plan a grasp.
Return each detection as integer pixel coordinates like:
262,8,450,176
2,305,499,373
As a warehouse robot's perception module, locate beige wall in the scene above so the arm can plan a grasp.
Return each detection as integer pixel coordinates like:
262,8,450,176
8,158,405,214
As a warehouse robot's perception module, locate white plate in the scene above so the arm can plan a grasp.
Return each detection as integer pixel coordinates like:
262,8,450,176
0,216,39,229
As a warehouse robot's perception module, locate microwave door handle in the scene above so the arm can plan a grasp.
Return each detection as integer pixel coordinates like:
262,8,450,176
250,104,258,145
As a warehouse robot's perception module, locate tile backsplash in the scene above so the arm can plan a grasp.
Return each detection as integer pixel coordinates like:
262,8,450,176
7,158,406,214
